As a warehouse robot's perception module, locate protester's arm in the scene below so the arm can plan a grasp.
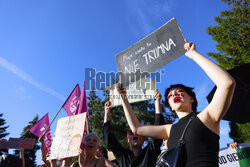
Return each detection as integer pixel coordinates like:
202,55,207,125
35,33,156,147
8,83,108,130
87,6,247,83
184,40,235,123
78,149,85,167
104,101,111,123
227,142,238,149
150,90,165,150
38,135,51,167
103,101,127,157
49,159,57,167
155,89,162,115
96,148,118,167
19,148,25,167
61,158,71,167
104,158,118,167
117,84,172,139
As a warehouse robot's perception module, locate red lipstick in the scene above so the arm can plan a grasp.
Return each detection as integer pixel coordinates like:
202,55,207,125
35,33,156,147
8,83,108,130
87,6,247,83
173,97,181,103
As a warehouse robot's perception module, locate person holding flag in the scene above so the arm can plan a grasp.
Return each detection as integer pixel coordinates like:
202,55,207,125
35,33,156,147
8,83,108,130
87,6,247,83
29,113,56,167
63,81,89,148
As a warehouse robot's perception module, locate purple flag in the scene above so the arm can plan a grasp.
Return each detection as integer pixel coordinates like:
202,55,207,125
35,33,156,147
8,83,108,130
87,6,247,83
76,81,89,117
63,84,81,116
29,113,52,155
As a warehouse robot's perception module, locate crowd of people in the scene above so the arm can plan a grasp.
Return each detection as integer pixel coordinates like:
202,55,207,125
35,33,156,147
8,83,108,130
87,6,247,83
0,40,236,167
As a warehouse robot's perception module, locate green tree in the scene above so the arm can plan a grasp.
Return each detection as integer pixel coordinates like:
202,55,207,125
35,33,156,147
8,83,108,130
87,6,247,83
206,0,250,143
15,115,40,167
0,113,9,139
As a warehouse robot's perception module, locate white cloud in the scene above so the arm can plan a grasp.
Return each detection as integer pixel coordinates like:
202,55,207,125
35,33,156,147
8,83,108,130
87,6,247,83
125,0,174,35
16,86,32,100
0,56,66,101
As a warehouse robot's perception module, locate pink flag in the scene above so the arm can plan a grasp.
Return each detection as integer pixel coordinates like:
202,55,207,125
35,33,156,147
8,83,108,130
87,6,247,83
77,81,89,150
29,113,52,155
63,84,81,116
76,81,89,117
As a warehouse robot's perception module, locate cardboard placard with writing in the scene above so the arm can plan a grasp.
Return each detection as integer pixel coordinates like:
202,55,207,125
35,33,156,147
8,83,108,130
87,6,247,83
218,142,250,167
50,113,86,159
109,78,156,107
115,18,185,87
8,138,35,149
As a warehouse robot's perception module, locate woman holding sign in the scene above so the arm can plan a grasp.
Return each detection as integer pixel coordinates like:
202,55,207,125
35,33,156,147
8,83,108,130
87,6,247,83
117,40,235,166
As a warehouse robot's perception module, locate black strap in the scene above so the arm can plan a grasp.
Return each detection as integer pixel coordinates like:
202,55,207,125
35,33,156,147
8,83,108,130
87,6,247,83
178,114,195,145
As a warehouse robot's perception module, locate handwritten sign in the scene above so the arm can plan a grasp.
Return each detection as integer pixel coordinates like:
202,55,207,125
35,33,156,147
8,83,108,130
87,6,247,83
219,142,250,167
50,113,87,159
109,78,156,107
115,18,185,87
8,138,35,149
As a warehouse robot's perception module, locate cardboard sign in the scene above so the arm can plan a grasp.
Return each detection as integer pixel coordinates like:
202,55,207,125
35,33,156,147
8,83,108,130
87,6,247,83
109,78,156,107
50,113,86,159
219,142,250,167
8,138,35,149
115,18,185,87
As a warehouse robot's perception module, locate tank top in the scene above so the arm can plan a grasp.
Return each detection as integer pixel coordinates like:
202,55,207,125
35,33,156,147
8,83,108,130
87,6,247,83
167,112,219,167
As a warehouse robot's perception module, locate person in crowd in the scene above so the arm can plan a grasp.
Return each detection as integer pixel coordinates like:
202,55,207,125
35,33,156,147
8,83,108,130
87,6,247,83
0,138,25,167
96,146,118,167
71,132,105,167
227,142,238,149
103,89,164,167
38,135,57,167
117,39,235,166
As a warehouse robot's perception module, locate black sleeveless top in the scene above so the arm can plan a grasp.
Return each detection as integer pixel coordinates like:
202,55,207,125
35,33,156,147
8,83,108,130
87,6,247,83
167,113,219,167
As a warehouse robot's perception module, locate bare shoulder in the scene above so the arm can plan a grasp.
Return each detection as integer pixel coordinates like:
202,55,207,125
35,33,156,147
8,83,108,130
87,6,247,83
197,109,220,135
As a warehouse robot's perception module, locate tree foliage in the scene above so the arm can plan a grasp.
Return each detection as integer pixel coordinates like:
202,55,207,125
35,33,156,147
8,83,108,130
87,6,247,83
15,116,40,167
206,0,250,143
0,113,9,139
207,0,249,70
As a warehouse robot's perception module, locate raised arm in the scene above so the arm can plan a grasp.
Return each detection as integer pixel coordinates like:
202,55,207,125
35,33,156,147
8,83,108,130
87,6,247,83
155,89,162,114
103,101,127,157
184,40,235,123
117,84,171,139
38,135,51,167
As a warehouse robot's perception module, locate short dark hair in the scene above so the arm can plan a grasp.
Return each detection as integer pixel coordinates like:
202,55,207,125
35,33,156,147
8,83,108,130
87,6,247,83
164,84,198,118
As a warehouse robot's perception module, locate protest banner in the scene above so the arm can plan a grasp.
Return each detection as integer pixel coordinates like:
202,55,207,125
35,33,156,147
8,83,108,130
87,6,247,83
50,112,87,159
219,142,250,167
115,17,185,87
63,84,81,116
108,78,156,107
29,113,52,155
8,138,35,149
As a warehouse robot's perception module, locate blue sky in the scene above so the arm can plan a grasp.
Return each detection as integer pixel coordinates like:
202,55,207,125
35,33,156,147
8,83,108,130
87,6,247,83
0,0,233,165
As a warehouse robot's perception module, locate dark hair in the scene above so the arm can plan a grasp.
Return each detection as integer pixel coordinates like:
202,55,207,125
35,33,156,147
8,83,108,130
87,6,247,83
164,84,198,118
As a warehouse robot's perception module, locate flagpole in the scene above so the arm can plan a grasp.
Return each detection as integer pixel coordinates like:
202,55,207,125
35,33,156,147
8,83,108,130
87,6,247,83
42,84,80,136
43,105,63,135
20,128,31,138
86,118,89,134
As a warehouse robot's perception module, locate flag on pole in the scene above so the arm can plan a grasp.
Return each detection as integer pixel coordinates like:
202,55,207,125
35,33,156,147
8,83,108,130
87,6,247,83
76,81,89,149
63,84,81,116
29,113,52,155
76,81,89,117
